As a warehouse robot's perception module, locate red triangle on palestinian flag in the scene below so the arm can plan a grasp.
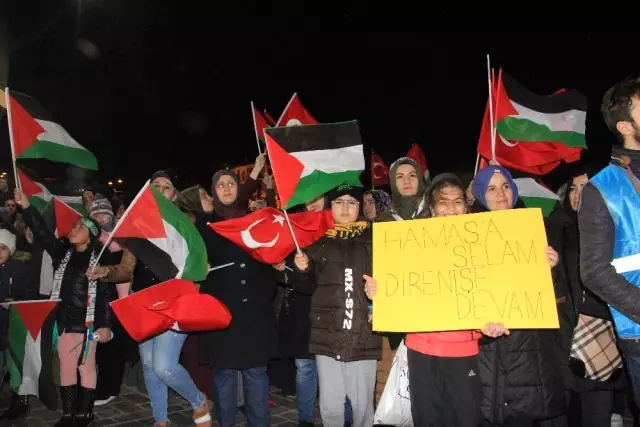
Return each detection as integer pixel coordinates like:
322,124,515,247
264,133,305,208
276,93,317,126
12,300,59,341
52,198,81,238
113,184,166,240
7,94,46,157
17,168,42,197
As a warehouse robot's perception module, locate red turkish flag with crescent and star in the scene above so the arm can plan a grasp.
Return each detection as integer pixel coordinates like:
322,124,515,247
209,207,334,264
371,152,389,186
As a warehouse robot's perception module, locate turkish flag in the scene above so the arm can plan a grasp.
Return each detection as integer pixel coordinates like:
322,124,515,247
371,152,389,186
209,207,334,264
110,279,232,342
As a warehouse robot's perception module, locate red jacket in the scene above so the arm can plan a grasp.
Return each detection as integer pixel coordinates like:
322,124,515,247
405,330,481,358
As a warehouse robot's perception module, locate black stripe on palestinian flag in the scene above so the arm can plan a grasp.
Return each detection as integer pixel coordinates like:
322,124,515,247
118,238,179,282
264,120,365,209
8,91,98,169
501,72,587,114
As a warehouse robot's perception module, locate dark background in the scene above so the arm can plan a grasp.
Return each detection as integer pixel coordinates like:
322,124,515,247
0,4,632,199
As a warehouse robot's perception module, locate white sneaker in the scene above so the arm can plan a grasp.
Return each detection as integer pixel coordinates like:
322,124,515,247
611,413,624,427
94,396,116,406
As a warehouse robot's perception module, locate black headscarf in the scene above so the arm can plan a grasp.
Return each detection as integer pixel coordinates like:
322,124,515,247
210,169,246,219
389,157,427,219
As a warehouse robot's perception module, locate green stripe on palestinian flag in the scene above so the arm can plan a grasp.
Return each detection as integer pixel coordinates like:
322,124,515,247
494,72,587,149
264,120,364,209
113,182,208,282
514,177,559,217
8,300,59,410
6,91,98,170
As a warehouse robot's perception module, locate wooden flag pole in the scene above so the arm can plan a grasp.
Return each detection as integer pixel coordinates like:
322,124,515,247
486,55,497,162
5,87,21,190
282,210,301,253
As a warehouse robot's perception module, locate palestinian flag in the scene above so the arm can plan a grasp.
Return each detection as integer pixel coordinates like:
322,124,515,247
264,120,365,209
17,169,83,235
6,90,98,170
477,70,587,175
276,93,317,126
7,300,59,410
514,177,560,218
112,181,208,282
251,102,270,142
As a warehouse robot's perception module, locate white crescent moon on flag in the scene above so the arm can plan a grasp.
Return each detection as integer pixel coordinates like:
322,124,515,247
286,118,303,126
372,162,387,179
499,134,519,147
241,218,280,249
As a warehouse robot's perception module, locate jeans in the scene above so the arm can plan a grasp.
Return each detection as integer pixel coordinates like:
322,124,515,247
295,358,353,423
139,330,205,423
213,366,270,427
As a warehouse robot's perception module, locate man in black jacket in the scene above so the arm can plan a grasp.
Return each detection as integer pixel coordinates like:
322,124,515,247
579,75,640,405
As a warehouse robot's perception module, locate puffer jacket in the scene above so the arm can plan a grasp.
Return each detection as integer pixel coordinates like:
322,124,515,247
478,329,565,423
301,228,381,362
23,206,112,333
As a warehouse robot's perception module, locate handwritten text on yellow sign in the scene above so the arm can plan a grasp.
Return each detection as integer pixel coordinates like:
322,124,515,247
372,209,559,332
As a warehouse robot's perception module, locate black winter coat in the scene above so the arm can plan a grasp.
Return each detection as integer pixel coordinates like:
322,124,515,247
301,230,381,362
0,258,32,350
23,206,112,333
196,213,278,370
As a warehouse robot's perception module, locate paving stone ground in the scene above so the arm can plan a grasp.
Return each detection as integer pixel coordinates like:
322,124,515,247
0,384,323,427
0,382,636,426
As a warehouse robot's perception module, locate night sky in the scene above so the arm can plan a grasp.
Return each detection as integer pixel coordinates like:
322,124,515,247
0,6,635,199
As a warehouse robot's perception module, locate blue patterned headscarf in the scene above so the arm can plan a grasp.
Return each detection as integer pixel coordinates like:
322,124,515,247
471,165,519,210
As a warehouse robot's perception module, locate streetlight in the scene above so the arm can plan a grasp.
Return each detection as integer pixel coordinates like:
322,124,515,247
117,179,123,184
108,181,113,186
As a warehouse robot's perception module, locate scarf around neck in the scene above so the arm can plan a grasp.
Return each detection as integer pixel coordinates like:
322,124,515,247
51,248,98,364
325,221,370,239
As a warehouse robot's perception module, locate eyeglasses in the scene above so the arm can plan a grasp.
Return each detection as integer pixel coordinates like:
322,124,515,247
331,200,360,208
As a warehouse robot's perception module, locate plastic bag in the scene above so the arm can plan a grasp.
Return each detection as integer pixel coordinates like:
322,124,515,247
374,340,413,426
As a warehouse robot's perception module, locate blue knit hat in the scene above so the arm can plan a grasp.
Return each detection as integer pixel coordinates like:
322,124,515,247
472,165,519,209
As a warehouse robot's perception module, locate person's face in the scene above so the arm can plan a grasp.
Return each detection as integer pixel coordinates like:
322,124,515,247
430,185,467,217
82,191,95,208
569,174,588,211
92,213,112,228
68,219,90,244
305,195,325,212
331,195,360,224
4,199,16,214
484,172,514,211
395,164,419,197
0,244,10,264
152,177,177,201
0,179,8,191
199,187,214,213
363,194,377,221
214,175,238,206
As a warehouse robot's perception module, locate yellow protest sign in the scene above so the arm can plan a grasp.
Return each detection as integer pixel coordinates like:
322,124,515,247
372,208,559,332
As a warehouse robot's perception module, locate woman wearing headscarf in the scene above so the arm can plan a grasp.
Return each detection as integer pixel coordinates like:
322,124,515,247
363,189,391,222
196,155,280,427
375,157,428,404
471,165,566,427
88,169,213,427
15,188,113,427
